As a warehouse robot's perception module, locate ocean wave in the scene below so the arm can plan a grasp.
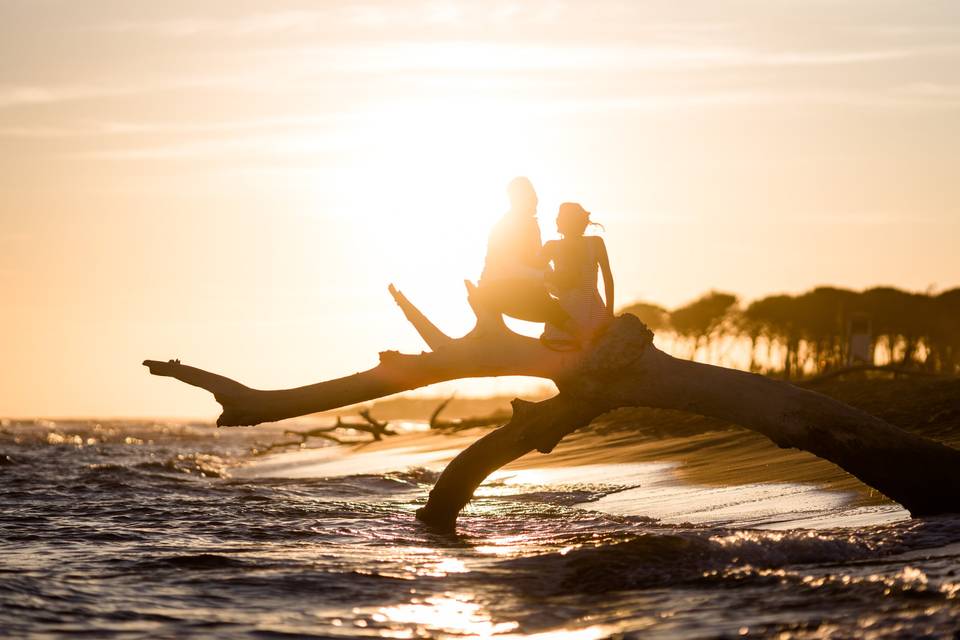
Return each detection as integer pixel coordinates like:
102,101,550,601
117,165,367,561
73,455,230,484
133,553,253,571
134,453,230,478
385,466,443,485
487,516,960,595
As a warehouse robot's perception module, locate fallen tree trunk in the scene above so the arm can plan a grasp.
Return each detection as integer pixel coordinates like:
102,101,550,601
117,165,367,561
144,286,960,528
419,315,960,526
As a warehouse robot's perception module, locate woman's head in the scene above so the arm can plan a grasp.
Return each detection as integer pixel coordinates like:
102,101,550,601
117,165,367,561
556,202,600,237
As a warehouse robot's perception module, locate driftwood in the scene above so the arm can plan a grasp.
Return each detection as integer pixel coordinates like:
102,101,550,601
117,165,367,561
253,410,393,455
349,409,394,440
253,429,343,456
428,396,511,432
145,282,960,529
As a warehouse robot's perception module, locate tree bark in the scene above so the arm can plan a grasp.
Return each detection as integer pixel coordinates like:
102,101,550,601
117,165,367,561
144,288,960,528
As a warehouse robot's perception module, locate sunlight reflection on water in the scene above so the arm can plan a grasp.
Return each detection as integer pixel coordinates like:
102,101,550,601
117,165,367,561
375,593,519,638
372,593,619,640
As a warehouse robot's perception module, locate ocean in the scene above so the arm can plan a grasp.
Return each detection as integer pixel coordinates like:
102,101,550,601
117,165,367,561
2,416,959,639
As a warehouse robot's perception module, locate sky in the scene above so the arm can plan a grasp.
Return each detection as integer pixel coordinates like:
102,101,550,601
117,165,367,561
2,0,959,419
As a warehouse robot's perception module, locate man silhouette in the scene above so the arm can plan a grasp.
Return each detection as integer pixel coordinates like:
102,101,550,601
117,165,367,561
476,177,574,335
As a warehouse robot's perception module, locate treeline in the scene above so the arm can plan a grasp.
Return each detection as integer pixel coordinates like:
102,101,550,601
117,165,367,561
621,286,960,379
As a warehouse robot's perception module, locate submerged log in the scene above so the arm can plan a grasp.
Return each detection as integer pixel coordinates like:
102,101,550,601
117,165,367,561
144,285,960,528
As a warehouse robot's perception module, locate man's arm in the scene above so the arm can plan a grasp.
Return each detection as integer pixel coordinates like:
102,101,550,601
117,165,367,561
522,217,548,270
482,215,547,282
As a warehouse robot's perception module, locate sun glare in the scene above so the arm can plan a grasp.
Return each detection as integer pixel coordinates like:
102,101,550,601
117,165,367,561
323,98,556,332
340,99,541,244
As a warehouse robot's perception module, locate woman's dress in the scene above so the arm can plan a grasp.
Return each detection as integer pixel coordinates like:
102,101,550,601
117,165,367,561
542,237,609,342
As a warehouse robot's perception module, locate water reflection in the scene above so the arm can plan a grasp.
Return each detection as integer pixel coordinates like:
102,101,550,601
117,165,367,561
375,593,518,637
473,534,531,557
372,593,617,639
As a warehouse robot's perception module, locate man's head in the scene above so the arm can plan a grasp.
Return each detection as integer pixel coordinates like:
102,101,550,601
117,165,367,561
506,176,537,216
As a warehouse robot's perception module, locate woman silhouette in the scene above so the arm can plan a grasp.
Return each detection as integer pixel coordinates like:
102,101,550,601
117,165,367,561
541,202,614,347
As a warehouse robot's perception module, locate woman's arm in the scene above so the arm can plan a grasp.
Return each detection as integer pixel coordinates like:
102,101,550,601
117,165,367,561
595,237,615,315
541,240,559,288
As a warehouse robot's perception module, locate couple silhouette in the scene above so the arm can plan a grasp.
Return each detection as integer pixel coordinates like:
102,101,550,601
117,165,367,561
475,177,614,351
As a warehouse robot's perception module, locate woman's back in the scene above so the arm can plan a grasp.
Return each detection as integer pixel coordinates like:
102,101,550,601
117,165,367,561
544,236,610,338
550,236,600,289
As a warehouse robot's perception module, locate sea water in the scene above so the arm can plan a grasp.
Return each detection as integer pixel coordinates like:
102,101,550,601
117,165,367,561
2,419,959,638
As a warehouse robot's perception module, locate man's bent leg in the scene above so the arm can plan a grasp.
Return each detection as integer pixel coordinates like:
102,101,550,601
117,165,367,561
479,279,574,329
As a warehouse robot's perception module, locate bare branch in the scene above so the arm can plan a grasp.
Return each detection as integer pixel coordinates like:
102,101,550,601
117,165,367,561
388,283,453,350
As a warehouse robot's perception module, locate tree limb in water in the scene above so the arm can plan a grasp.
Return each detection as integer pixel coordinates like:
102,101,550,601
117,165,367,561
428,395,511,432
144,284,960,527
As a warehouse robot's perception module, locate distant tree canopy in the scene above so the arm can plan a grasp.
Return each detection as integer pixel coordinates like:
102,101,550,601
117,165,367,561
618,301,670,333
620,286,960,379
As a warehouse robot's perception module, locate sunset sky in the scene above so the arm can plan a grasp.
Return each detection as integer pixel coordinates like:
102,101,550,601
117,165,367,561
2,0,959,418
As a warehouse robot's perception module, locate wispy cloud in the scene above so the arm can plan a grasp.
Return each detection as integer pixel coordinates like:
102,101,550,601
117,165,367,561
846,24,960,39
754,45,960,66
80,3,597,38
251,41,960,75
0,115,349,139
515,88,960,115
53,84,960,162
0,72,284,109
72,132,358,160
2,37,958,115
0,85,135,109
88,10,339,38
0,80,221,109
894,83,960,99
